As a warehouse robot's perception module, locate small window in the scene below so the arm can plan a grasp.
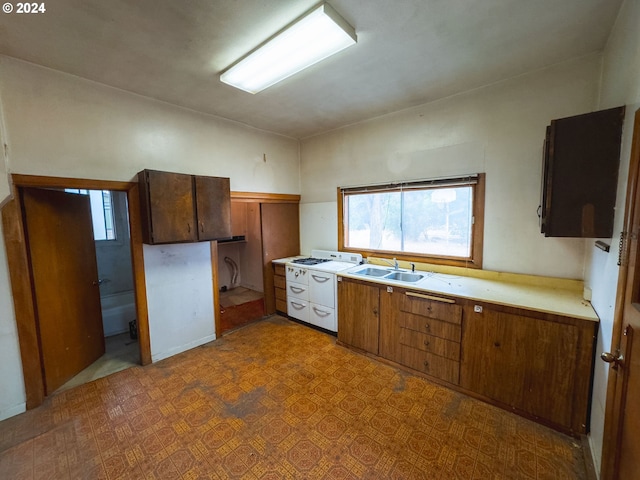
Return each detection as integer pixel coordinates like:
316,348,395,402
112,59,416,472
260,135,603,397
338,174,485,268
65,189,116,241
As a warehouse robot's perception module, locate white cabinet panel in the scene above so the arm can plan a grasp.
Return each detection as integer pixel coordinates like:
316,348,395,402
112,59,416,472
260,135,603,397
310,303,336,331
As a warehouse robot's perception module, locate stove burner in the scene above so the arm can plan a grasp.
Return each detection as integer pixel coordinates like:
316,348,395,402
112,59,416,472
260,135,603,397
291,257,331,265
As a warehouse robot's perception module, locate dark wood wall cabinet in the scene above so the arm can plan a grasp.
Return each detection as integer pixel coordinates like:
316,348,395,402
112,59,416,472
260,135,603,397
138,169,231,244
337,276,597,436
539,106,625,237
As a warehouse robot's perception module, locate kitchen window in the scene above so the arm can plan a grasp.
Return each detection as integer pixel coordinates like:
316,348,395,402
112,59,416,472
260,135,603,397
338,174,485,268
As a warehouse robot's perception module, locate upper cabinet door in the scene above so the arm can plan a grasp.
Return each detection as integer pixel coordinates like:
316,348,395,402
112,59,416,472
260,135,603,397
194,176,232,241
540,106,625,237
139,169,197,244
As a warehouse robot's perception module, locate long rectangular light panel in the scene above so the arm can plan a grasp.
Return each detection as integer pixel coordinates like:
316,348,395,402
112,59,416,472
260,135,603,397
220,3,357,94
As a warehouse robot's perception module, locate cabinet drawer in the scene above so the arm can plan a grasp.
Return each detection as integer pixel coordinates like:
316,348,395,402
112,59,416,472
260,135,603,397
400,312,461,341
274,264,286,276
287,281,309,300
275,287,286,301
399,329,460,361
275,298,288,314
400,345,460,385
274,275,286,290
401,292,462,325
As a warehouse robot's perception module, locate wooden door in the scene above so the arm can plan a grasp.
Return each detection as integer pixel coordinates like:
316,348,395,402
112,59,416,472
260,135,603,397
22,188,105,393
194,175,231,241
337,278,380,354
138,169,196,244
261,203,300,315
601,109,640,479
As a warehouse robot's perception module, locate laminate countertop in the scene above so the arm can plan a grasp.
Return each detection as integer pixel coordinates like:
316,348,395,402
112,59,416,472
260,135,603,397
337,260,599,322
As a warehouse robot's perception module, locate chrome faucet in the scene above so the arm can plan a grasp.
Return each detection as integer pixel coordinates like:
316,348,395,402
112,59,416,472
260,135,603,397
380,257,402,271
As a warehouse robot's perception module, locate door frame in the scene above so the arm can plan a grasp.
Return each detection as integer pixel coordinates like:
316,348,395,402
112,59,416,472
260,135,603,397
601,108,640,479
1,174,151,409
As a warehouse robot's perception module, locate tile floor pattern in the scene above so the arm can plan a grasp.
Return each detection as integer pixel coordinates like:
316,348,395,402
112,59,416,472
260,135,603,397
0,316,589,479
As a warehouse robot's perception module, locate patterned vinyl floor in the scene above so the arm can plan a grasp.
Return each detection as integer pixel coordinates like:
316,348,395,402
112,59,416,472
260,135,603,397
0,316,589,479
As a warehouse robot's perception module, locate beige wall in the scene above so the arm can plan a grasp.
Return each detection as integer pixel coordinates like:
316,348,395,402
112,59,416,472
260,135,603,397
299,54,601,278
585,0,640,474
0,56,300,419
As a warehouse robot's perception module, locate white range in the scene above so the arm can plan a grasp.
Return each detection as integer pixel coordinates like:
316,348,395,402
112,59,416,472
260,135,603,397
285,250,362,332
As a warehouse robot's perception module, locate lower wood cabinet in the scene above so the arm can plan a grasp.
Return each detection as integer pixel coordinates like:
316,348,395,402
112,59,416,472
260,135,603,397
337,277,598,435
460,304,596,433
337,277,380,354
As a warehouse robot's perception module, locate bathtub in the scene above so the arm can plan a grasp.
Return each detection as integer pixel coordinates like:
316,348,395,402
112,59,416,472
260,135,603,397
101,290,136,337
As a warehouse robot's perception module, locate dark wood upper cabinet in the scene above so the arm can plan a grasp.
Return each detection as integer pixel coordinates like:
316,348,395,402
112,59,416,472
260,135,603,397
138,169,231,244
194,175,231,241
540,106,625,237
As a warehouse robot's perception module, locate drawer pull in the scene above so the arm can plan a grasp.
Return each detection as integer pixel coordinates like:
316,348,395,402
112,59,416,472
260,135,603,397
425,324,430,330
423,361,429,369
290,286,305,294
290,301,306,310
423,340,430,347
311,274,330,283
312,306,331,317
406,292,455,304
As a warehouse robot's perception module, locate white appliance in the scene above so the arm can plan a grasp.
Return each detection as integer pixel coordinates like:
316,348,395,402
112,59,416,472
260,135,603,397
285,250,362,332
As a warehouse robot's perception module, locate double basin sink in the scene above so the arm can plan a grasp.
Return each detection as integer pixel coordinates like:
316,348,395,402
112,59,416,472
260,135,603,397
351,266,424,283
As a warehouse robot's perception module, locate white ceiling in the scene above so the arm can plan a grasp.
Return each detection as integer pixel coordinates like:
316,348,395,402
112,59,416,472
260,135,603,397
0,0,623,139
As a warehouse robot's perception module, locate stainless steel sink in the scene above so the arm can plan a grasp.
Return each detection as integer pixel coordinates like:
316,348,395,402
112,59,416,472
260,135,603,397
384,271,424,282
352,267,390,277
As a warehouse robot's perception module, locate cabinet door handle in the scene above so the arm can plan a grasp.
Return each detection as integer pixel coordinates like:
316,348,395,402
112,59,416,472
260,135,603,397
424,324,430,330
290,286,305,294
200,222,204,233
406,292,455,304
290,301,306,310
373,308,378,315
423,361,429,369
311,274,330,283
187,223,191,233
423,340,430,347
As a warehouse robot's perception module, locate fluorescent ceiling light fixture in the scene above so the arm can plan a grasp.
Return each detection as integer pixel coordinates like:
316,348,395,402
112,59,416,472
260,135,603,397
220,3,357,94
